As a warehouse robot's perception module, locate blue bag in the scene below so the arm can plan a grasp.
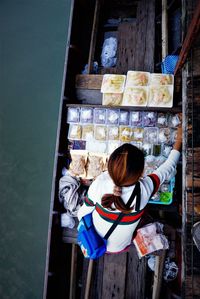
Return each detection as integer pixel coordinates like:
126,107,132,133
77,213,107,259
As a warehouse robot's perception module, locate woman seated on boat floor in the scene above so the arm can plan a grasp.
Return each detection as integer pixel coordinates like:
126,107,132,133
78,127,182,253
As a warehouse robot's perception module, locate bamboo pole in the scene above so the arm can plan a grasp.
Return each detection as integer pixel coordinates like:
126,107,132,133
84,259,94,299
162,0,168,60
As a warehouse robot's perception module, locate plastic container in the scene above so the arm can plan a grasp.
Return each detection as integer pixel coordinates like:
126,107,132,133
126,71,150,86
82,125,94,140
119,110,130,125
102,93,123,106
119,126,133,142
101,74,126,93
94,125,108,141
108,126,119,140
106,108,120,125
80,107,94,123
94,108,106,124
143,111,157,126
158,128,171,144
122,86,148,106
67,107,80,123
157,112,168,127
68,124,82,140
149,177,175,205
132,128,144,142
130,111,143,127
144,127,158,144
148,85,173,108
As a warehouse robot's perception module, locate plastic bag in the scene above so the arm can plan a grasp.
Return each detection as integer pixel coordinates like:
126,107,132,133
101,37,117,68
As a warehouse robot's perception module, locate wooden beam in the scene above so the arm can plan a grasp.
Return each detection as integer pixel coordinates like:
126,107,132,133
76,74,103,90
162,0,168,59
87,0,101,74
69,244,78,299
152,250,166,299
84,259,94,299
174,1,200,75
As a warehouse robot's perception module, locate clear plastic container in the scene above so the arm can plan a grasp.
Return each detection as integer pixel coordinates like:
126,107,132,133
119,110,130,125
162,144,172,157
157,113,168,127
132,128,144,141
102,93,123,106
106,108,120,125
80,107,94,123
82,125,94,140
94,108,106,124
148,85,173,108
142,143,152,156
168,113,181,128
68,124,82,140
108,126,119,140
119,126,133,142
122,86,148,106
126,71,150,86
101,74,126,93
130,111,143,126
143,111,157,126
144,127,158,143
158,128,171,144
150,73,174,85
94,125,108,141
67,107,80,123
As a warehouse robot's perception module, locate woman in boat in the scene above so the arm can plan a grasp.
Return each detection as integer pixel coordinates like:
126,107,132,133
77,127,182,253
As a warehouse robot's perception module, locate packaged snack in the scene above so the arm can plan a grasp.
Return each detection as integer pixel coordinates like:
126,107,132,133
67,107,80,123
157,113,168,127
86,153,107,179
143,111,157,126
102,93,123,106
119,110,130,125
152,144,162,156
86,140,107,153
94,125,108,141
130,111,143,126
108,126,119,140
163,145,172,157
132,128,144,141
126,71,150,86
82,125,94,140
94,108,106,124
158,128,171,144
150,74,173,85
107,141,121,155
69,150,88,177
80,107,94,123
71,140,86,150
119,126,133,142
68,124,82,140
106,108,120,125
101,74,126,93
168,113,181,128
131,141,143,150
144,127,158,144
122,87,148,106
171,128,178,144
142,143,152,156
148,86,173,107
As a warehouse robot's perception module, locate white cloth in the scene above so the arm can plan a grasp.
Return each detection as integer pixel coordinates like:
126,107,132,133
77,150,180,252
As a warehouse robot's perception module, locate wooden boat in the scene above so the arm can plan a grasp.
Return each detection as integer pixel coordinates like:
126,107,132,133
43,0,200,298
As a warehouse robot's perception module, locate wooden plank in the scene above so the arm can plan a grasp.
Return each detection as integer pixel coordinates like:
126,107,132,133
84,259,94,299
76,75,103,89
90,257,104,299
88,0,101,74
102,253,127,299
69,244,78,299
116,22,137,74
152,250,166,299
174,1,200,75
125,245,147,299
135,0,155,72
161,0,168,59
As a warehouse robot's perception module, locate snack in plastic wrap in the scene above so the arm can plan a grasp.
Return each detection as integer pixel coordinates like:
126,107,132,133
119,126,133,142
144,127,158,144
86,140,107,153
142,143,152,156
82,125,94,140
69,150,88,177
130,111,143,126
168,113,181,128
86,153,106,179
102,93,123,106
131,141,143,150
133,222,169,258
132,128,144,141
106,108,120,125
171,128,178,144
122,87,148,106
148,86,173,107
67,107,80,123
107,141,121,155
143,112,157,126
101,74,126,93
108,126,119,140
80,107,94,123
68,124,82,140
162,145,172,157
71,140,86,150
119,110,130,125
152,144,162,156
150,74,173,85
94,108,106,124
158,128,171,144
157,112,168,127
126,71,150,86
94,125,108,141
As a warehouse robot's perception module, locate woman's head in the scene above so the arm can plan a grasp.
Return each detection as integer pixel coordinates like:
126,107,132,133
108,143,144,187
102,144,144,213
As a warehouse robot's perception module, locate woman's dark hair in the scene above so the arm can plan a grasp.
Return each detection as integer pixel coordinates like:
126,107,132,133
102,143,144,213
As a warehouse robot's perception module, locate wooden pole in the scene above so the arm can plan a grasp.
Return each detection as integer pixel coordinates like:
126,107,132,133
69,244,77,299
84,259,94,299
152,250,166,299
162,0,168,60
87,0,101,74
